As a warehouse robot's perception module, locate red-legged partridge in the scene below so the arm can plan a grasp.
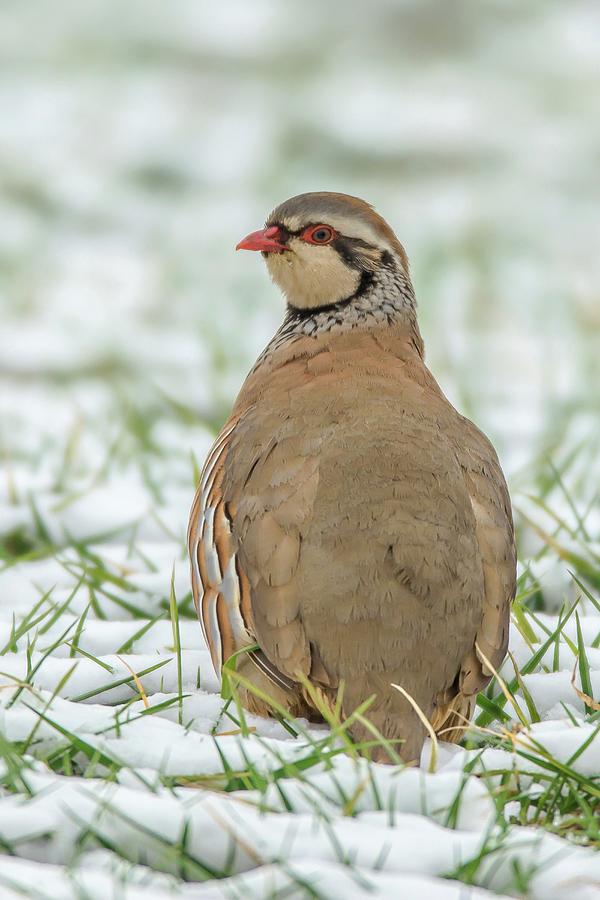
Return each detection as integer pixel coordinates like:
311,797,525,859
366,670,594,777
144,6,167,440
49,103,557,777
188,192,516,763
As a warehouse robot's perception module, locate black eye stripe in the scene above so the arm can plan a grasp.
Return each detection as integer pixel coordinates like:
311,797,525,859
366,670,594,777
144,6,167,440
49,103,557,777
333,238,363,269
265,221,380,256
266,221,334,239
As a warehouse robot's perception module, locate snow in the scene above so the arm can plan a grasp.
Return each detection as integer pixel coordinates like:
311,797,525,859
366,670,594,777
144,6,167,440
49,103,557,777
2,528,600,900
1,0,600,896
0,854,510,900
0,764,598,898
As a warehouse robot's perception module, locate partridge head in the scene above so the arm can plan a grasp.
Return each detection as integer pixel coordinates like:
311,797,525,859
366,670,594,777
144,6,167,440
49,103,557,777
189,191,516,764
237,191,409,306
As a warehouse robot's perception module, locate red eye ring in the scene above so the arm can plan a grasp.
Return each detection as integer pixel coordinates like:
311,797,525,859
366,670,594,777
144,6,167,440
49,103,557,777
302,224,336,245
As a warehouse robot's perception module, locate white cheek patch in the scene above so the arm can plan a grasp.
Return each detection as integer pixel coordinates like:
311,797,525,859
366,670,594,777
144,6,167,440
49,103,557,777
266,240,361,309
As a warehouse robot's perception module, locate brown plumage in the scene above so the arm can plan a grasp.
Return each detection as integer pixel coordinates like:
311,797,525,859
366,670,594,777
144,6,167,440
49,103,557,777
188,192,516,763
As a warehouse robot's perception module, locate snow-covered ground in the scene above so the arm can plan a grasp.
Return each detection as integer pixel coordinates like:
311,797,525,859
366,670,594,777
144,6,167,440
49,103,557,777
1,1,599,897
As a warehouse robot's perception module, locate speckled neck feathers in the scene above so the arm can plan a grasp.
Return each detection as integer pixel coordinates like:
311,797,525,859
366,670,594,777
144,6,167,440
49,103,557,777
262,256,424,362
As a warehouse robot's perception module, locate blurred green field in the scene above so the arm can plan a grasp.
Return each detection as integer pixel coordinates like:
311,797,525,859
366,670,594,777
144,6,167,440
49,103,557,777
2,0,599,608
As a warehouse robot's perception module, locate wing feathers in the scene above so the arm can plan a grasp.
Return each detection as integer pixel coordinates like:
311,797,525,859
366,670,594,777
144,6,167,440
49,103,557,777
189,383,516,748
188,419,254,676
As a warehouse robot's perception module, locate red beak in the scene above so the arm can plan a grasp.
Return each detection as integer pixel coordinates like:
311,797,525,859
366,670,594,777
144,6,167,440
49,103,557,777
236,226,287,253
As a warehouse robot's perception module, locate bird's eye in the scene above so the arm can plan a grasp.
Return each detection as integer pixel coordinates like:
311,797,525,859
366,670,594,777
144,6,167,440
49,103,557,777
302,225,336,245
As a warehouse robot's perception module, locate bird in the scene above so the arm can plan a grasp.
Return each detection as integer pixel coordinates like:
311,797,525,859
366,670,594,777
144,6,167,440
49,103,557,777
188,191,516,764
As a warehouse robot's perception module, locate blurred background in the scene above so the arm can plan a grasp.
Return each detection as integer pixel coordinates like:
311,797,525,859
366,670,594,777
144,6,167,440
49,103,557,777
1,0,599,608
